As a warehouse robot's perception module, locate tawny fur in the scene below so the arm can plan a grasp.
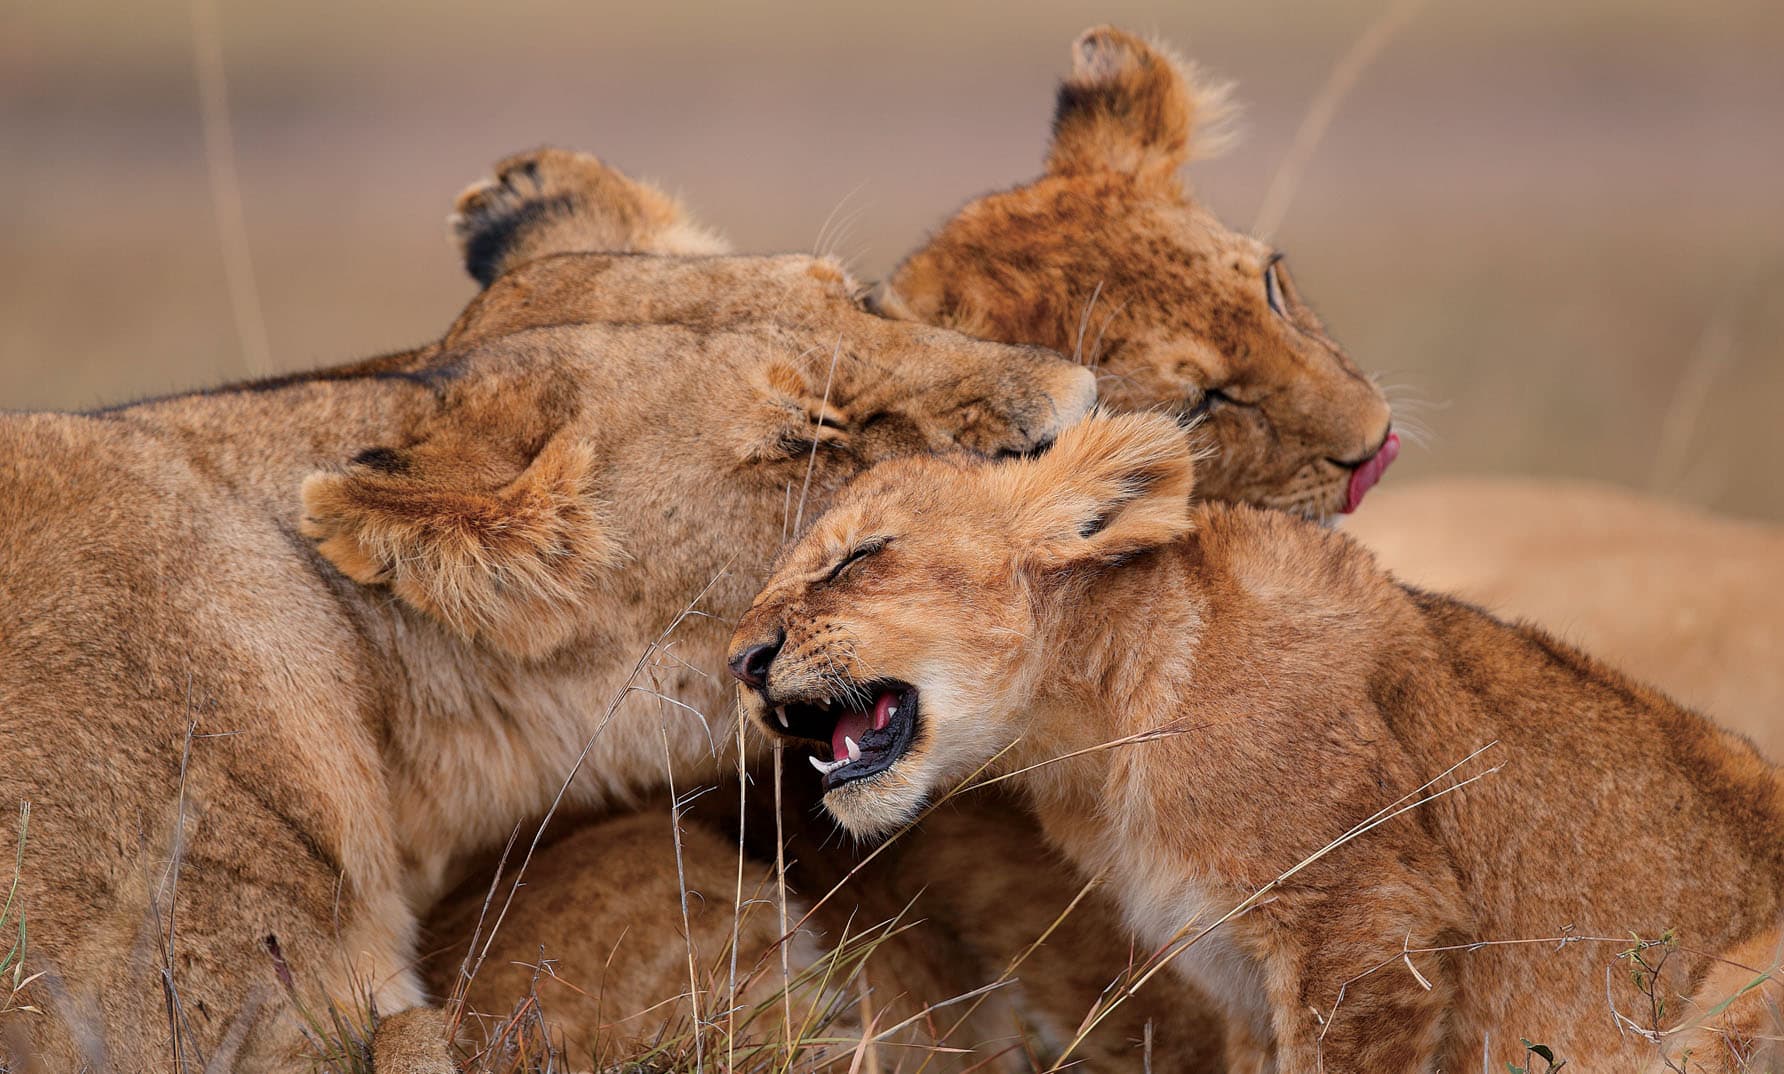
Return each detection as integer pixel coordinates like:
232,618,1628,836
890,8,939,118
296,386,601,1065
426,809,828,1066
734,413,1784,1074
0,159,1094,1070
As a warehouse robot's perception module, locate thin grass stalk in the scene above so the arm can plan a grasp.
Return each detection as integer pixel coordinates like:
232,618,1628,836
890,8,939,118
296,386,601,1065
1251,0,1425,243
661,726,706,1073
772,746,797,1069
188,0,271,376
451,561,739,1016
730,697,751,1073
1047,741,1501,1070
792,338,845,536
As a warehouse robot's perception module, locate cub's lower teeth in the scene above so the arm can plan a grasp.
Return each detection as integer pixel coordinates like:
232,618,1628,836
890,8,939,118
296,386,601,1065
844,736,861,762
809,755,848,776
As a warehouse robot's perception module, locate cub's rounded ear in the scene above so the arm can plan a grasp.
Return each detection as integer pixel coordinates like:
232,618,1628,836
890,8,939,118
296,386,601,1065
1012,411,1196,566
300,430,624,658
451,146,730,286
1045,26,1235,183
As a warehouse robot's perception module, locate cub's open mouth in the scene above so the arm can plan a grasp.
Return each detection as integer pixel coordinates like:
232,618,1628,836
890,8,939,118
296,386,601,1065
766,681,919,790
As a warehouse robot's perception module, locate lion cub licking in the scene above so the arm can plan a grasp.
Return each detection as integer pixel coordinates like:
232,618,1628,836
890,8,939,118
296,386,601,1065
728,412,1784,1072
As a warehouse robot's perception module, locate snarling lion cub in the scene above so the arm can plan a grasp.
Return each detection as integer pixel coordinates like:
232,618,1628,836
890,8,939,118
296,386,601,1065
423,149,1216,1070
423,25,1396,1068
732,412,1784,1073
0,184,1092,1067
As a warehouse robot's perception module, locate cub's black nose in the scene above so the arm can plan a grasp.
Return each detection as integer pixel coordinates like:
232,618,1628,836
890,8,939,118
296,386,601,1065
728,636,781,689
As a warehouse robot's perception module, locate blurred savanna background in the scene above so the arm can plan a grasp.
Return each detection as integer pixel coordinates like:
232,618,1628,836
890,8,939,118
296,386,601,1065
3,0,1782,518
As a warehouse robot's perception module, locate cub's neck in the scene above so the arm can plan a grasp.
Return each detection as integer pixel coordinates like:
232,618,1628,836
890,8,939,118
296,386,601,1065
1013,503,1405,856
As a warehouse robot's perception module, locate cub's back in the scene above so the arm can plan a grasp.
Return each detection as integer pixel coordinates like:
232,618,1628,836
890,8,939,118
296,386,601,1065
1188,502,1784,1062
1189,502,1784,931
1,412,204,633
0,407,383,789
1401,588,1784,891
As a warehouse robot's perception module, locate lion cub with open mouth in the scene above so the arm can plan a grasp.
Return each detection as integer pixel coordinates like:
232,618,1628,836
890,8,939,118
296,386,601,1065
727,412,1784,1072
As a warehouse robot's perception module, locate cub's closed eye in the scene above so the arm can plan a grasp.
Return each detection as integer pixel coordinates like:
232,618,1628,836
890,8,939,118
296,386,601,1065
825,537,890,583
1182,388,1229,424
1263,253,1287,318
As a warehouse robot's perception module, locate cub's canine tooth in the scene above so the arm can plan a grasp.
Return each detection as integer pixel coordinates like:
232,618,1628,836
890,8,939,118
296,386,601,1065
808,754,846,775
775,706,789,729
845,736,861,761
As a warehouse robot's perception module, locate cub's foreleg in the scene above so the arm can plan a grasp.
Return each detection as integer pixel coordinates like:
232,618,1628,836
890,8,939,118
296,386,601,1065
1244,844,1464,1074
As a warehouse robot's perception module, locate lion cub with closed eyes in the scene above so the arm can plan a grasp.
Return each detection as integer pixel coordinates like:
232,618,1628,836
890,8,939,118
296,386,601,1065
727,412,1784,1073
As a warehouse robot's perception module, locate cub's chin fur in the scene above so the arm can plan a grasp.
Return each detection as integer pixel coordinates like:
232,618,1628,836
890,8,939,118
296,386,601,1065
823,773,928,839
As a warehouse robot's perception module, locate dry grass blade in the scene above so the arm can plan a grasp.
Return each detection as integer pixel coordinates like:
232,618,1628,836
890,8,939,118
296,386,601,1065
1650,291,1743,498
773,746,796,1065
730,696,752,1073
0,802,42,1020
156,716,203,1073
446,558,739,1038
661,727,706,1073
792,337,845,536
1251,0,1426,243
188,0,272,377
960,722,1206,795
1046,740,1502,1070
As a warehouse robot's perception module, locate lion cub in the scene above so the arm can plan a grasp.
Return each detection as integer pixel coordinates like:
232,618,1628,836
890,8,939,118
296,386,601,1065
727,412,1784,1072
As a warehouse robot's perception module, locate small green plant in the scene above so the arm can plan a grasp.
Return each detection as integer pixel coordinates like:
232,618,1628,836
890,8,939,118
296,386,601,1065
265,933,377,1074
0,801,43,1018
1507,1037,1566,1073
1614,930,1701,1073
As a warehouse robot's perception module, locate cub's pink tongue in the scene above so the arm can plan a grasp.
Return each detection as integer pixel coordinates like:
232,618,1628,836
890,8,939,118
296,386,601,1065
831,709,872,762
829,690,900,761
1343,432,1400,514
872,689,897,731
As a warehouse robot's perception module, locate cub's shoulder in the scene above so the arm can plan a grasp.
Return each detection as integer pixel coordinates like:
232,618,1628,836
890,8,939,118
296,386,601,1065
1186,501,1389,597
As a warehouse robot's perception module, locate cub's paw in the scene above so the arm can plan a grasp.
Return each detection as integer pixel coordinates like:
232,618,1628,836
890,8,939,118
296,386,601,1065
370,1007,456,1073
450,148,599,285
450,147,727,286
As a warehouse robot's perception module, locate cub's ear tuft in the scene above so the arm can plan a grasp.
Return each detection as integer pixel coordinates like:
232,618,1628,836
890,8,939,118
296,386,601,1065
1045,26,1235,183
1011,411,1195,566
451,147,730,286
301,433,624,658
